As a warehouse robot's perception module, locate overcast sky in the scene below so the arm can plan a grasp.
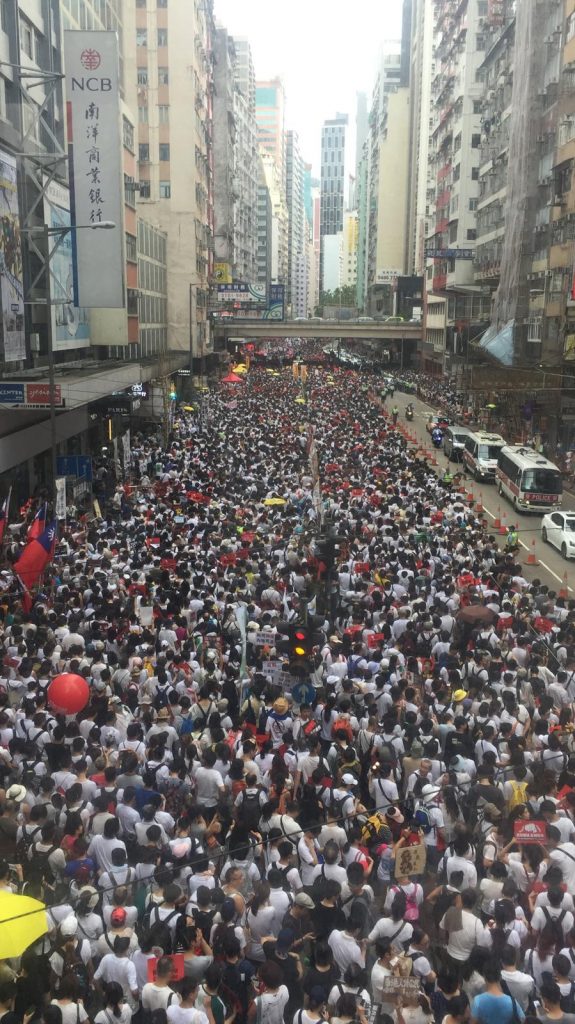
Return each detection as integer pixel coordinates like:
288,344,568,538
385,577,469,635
213,0,405,176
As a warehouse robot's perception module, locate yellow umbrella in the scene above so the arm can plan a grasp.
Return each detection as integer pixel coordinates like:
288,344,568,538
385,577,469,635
182,405,195,412
265,368,276,374
295,397,306,404
232,364,248,374
0,891,48,958
263,497,287,506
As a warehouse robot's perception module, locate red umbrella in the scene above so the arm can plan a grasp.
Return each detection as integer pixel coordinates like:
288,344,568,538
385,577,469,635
221,372,245,384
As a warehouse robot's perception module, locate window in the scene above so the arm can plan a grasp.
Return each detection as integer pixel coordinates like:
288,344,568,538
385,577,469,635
159,143,170,161
157,0,168,6
139,143,149,162
472,166,479,180
158,67,169,85
467,229,477,241
126,233,137,262
469,198,478,211
158,104,169,123
19,15,33,59
471,134,481,149
140,181,151,199
478,1,488,14
476,35,486,50
473,100,482,114
138,105,148,122
123,116,135,153
137,69,148,86
568,11,575,42
159,180,171,198
157,28,167,46
127,289,139,315
136,28,147,46
136,0,146,6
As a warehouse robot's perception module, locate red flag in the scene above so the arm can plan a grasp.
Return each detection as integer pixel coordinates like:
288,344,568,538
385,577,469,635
14,520,57,590
0,487,11,545
27,503,47,541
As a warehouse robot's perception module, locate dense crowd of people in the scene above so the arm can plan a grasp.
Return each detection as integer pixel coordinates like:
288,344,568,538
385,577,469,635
1,365,575,1024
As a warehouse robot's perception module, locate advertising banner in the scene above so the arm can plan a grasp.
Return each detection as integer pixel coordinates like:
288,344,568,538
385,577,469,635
122,429,131,471
217,283,267,303
64,31,124,307
0,151,25,361
55,478,67,520
264,283,285,319
43,178,90,351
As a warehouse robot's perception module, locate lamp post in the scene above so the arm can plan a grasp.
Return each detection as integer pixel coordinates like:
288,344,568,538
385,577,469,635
22,221,115,492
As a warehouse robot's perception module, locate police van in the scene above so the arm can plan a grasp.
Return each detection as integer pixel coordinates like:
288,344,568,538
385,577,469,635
462,431,506,481
496,445,563,513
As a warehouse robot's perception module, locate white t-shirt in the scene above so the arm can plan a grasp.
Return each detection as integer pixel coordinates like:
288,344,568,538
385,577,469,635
94,1006,132,1024
531,905,574,937
368,918,413,950
167,1007,209,1024
440,908,488,961
94,955,138,1002
193,767,224,806
253,988,290,1024
550,844,575,889
51,1002,89,1024
141,985,180,1012
328,929,365,973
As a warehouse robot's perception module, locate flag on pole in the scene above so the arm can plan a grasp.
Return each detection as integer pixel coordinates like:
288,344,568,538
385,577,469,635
0,488,11,545
14,520,57,590
27,503,47,541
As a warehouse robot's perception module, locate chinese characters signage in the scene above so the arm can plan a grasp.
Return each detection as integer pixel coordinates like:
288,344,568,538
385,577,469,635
424,248,475,260
217,283,267,303
0,151,25,362
64,31,124,307
43,179,90,352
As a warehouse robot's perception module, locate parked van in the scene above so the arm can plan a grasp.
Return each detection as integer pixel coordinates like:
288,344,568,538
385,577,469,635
462,431,506,481
443,425,472,463
497,445,563,512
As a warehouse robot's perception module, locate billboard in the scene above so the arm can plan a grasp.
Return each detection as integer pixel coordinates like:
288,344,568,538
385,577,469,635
375,268,401,285
64,31,124,307
217,283,267,303
43,179,90,352
0,151,25,362
214,262,232,284
263,284,284,319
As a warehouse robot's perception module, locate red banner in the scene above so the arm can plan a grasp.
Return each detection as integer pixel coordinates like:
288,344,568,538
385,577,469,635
513,820,546,844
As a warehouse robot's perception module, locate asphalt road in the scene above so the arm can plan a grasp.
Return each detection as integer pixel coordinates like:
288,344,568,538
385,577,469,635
387,387,575,597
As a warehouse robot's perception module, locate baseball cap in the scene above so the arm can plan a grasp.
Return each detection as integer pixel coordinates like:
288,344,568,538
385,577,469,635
276,928,295,953
110,907,127,926
341,773,358,786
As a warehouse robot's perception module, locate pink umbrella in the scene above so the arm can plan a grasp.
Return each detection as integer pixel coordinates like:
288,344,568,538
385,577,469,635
221,372,245,384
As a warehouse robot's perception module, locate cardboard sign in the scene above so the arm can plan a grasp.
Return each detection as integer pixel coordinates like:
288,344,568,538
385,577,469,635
513,820,547,844
147,953,185,983
395,842,427,878
382,976,421,995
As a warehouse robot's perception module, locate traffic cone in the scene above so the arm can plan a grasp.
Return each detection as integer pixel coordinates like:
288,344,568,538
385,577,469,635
560,572,569,599
493,505,501,529
498,511,508,536
476,492,484,513
467,490,474,504
525,538,539,566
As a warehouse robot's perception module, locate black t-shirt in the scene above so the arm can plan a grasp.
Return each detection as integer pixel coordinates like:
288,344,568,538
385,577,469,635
302,964,340,1000
311,903,347,941
262,941,301,989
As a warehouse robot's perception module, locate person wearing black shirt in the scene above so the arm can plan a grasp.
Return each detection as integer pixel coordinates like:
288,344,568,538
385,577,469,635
302,941,341,1003
311,880,347,941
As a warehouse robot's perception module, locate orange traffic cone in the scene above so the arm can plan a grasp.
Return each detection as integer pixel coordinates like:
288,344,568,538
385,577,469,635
559,572,569,599
498,511,508,536
467,490,474,504
493,506,501,529
475,492,484,513
525,538,539,566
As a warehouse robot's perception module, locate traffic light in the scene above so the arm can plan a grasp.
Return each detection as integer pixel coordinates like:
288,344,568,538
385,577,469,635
289,624,311,676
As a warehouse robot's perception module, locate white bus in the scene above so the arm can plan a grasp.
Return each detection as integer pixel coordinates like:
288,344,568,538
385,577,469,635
496,445,563,513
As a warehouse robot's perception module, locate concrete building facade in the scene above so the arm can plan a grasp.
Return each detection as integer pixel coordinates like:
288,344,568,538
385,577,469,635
320,113,348,292
407,0,434,276
286,130,307,317
256,78,286,190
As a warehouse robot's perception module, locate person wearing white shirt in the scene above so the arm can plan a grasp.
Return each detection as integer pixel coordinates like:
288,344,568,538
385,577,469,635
166,980,209,1024
328,923,365,974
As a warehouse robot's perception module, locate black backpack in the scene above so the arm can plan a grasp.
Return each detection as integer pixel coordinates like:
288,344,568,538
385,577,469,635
542,906,567,950
15,825,42,866
239,790,262,831
55,941,90,999
26,842,57,886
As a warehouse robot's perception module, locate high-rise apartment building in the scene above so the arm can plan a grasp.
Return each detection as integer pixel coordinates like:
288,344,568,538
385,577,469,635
342,211,359,288
256,78,286,189
256,157,273,297
365,52,410,314
133,0,213,362
261,152,288,285
407,0,434,276
233,37,256,110
212,27,258,287
320,113,348,292
423,0,490,374
286,130,307,317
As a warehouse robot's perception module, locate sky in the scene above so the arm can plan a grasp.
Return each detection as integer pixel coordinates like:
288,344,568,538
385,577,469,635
213,0,405,176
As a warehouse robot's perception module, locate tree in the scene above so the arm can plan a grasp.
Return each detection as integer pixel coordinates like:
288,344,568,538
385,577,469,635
319,286,357,309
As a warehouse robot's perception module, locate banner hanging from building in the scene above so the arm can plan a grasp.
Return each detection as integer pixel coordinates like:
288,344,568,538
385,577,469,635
55,477,67,520
0,151,25,362
43,179,90,352
64,31,125,307
263,284,284,319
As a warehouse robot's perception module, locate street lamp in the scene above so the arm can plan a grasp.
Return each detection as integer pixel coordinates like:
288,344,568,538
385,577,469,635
22,220,116,492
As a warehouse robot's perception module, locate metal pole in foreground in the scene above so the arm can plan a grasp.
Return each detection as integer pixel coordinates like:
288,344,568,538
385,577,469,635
45,223,57,491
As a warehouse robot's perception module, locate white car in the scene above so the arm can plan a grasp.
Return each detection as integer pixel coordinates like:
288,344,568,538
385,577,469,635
541,510,575,559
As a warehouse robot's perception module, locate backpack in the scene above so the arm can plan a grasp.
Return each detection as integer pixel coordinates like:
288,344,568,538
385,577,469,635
391,883,420,922
542,906,567,951
507,779,528,810
26,842,57,886
342,891,376,937
560,981,575,1014
379,738,398,769
14,825,41,866
331,790,354,820
140,905,180,954
239,790,262,832
361,812,391,849
56,941,90,999
413,803,437,836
